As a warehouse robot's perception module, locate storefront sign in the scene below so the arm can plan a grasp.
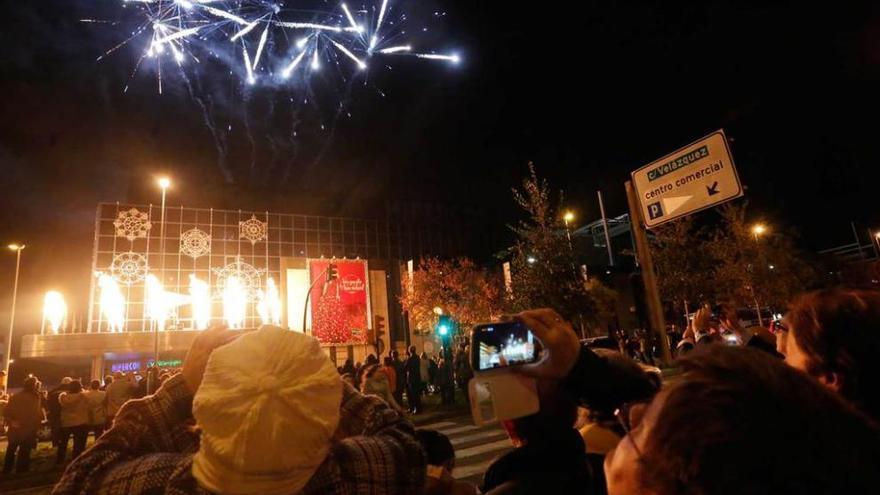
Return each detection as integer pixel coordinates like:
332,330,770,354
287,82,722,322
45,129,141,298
110,361,141,373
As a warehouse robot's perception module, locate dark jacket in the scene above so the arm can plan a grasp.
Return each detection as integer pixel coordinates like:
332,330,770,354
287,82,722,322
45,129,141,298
393,359,407,391
482,427,592,494
4,389,44,444
405,355,422,386
47,384,69,423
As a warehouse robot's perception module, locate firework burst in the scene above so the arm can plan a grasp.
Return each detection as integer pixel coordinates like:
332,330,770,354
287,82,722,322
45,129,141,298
85,0,460,94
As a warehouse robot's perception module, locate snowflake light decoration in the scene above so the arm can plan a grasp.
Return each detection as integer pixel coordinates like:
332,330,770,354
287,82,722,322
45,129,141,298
180,228,211,259
110,251,149,285
239,215,268,246
213,257,265,301
114,208,152,242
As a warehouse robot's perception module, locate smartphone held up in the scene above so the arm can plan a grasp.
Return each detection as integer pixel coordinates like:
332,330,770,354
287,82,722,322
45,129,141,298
468,321,541,426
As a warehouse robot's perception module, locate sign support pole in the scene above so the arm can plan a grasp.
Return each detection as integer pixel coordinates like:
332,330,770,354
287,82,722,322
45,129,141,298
625,180,672,365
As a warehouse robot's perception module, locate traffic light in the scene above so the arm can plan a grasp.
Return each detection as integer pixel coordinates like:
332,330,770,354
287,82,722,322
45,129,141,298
435,314,452,339
327,263,338,282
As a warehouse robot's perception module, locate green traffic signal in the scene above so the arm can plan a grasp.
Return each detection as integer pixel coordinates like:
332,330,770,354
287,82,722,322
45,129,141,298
436,315,453,338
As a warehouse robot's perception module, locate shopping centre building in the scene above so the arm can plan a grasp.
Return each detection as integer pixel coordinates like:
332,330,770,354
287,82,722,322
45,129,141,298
18,202,471,379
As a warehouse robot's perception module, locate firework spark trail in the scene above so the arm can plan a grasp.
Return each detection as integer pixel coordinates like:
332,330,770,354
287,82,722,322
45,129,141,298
152,25,201,45
281,50,307,78
169,41,186,63
187,82,234,182
414,53,460,63
376,0,389,29
230,18,260,41
274,21,358,33
311,47,320,70
201,4,249,25
331,39,367,69
378,45,410,54
252,23,270,71
370,0,389,50
341,3,362,33
242,47,255,84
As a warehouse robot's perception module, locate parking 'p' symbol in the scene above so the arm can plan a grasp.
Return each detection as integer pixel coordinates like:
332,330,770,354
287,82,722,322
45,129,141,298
647,202,664,220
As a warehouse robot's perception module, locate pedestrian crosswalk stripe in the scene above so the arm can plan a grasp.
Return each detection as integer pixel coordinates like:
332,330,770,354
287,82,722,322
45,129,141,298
436,424,480,435
455,439,512,459
454,459,495,480
450,429,507,446
418,420,458,429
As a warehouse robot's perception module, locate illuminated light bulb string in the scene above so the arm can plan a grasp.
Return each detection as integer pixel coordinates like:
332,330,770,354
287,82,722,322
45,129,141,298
312,280,351,343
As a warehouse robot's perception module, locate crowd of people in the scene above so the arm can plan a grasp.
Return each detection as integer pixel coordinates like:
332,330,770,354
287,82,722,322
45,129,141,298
336,344,474,415
1,286,878,494
1,366,180,474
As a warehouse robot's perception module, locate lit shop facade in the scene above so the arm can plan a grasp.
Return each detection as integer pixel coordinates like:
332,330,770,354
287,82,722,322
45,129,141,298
20,203,412,379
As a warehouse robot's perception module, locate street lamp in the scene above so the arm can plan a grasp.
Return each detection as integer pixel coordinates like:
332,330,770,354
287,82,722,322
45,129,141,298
4,244,25,384
752,224,767,242
749,224,768,326
563,210,575,251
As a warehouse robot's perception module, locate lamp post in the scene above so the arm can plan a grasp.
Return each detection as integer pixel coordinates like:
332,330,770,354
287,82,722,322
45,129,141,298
4,244,25,384
563,211,575,251
151,177,170,393
750,224,768,327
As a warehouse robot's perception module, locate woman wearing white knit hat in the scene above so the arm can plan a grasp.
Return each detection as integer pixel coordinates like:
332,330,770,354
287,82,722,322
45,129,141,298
53,325,427,494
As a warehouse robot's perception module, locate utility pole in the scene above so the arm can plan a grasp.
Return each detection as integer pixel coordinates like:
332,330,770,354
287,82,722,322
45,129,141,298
624,181,672,365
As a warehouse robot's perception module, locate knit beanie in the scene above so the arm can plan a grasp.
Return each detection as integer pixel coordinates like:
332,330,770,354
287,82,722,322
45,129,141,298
192,325,342,494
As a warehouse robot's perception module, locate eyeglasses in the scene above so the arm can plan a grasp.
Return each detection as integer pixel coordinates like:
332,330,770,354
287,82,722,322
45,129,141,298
769,319,788,335
614,400,649,458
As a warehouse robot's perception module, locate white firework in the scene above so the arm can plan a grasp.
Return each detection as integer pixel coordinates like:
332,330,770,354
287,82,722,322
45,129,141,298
85,1,461,93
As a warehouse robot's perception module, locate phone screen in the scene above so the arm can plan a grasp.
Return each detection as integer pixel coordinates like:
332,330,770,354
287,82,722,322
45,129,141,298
471,322,539,371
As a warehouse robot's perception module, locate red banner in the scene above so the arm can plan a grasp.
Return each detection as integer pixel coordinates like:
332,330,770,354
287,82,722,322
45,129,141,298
309,260,370,345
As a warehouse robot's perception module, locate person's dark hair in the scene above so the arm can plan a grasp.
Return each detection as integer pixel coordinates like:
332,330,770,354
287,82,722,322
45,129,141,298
416,429,455,468
366,353,378,365
104,375,114,386
359,364,379,384
383,356,394,366
23,376,39,392
68,380,83,394
586,349,658,422
785,287,880,420
638,346,880,494
90,379,101,390
391,349,399,359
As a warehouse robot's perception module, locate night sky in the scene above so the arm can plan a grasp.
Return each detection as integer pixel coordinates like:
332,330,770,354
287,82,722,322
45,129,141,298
1,1,880,334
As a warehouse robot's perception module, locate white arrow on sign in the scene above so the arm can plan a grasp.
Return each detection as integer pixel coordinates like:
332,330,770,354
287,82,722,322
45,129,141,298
662,195,692,215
